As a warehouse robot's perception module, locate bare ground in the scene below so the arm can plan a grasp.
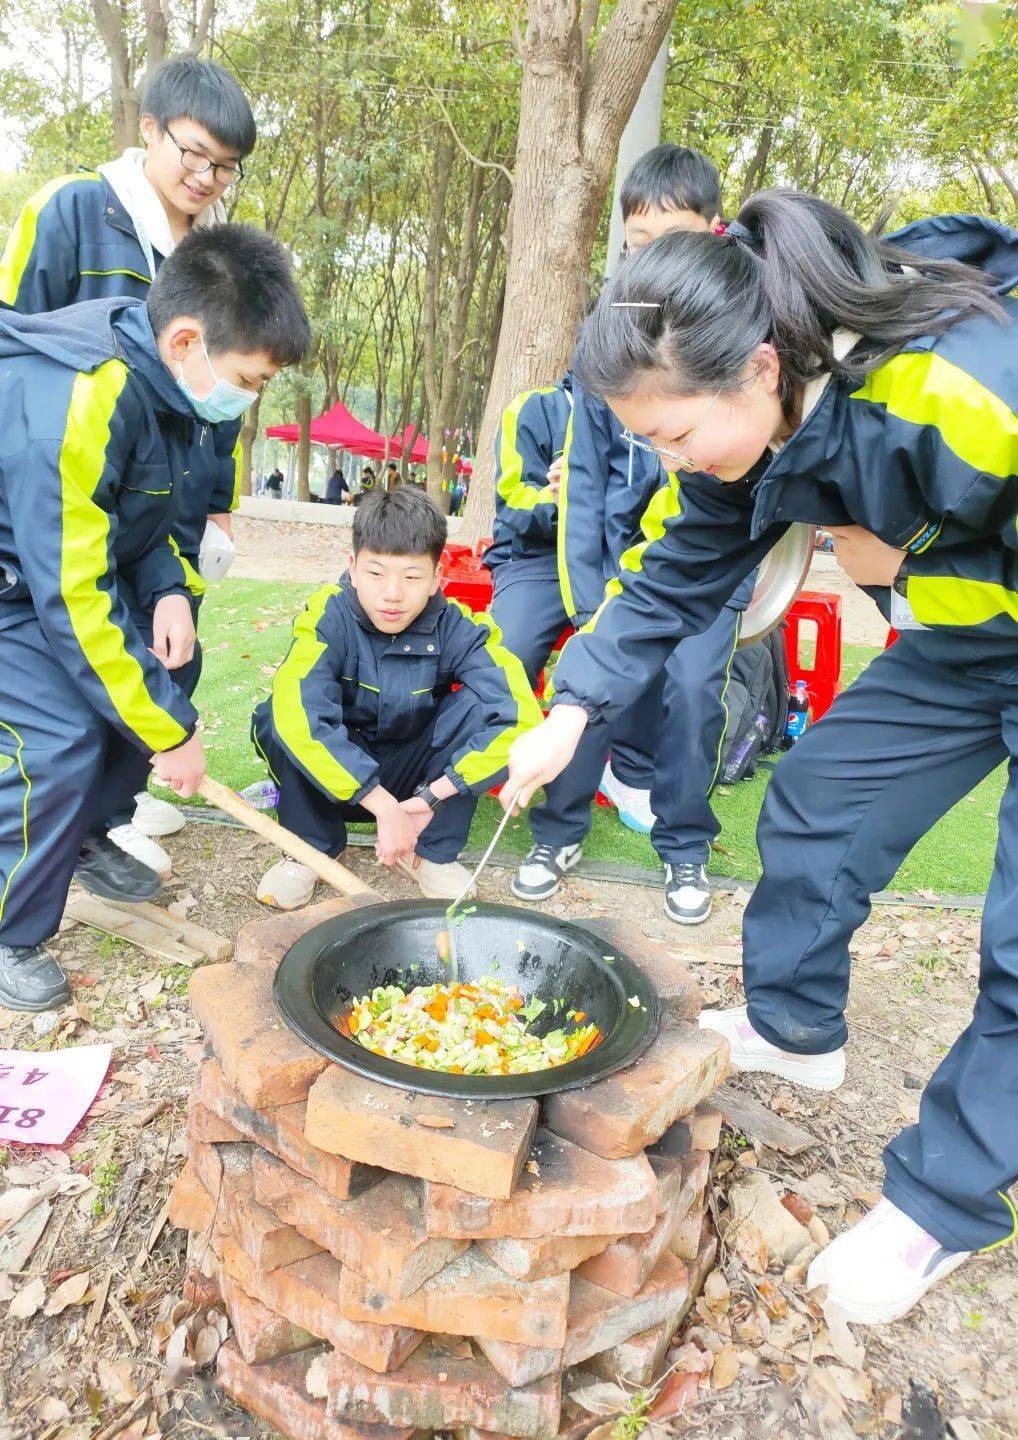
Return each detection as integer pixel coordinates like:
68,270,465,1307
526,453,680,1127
1,823,1015,1440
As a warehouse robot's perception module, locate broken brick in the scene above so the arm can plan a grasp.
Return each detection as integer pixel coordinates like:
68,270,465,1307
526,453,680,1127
588,1313,681,1388
253,1149,466,1298
669,1201,705,1262
544,1022,729,1159
586,922,700,1021
187,1100,245,1144
168,1161,217,1234
339,1249,569,1348
575,1155,708,1297
189,961,328,1108
219,1235,424,1374
223,1160,323,1271
326,1342,561,1439
304,1068,538,1200
478,1251,690,1384
182,1265,221,1311
473,1334,562,1389
424,1130,657,1239
187,1134,252,1202
689,1103,723,1152
479,1233,612,1283
234,898,366,971
217,1341,412,1440
196,1060,385,1201
220,1270,318,1364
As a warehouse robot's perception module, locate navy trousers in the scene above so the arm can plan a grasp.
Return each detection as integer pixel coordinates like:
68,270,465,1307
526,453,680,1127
93,595,203,833
0,614,131,945
743,632,1018,1251
491,559,743,862
251,689,481,863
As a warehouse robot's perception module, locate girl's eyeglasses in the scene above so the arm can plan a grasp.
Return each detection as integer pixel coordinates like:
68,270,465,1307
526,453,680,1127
621,389,722,471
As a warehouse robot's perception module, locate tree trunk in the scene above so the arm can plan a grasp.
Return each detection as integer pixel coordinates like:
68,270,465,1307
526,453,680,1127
239,393,261,498
295,390,312,503
461,0,678,543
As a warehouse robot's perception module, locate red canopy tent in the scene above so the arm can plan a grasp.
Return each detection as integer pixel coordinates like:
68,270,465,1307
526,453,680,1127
266,401,391,460
388,424,429,464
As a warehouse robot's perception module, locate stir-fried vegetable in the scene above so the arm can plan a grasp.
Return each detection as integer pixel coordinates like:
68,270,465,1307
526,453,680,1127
336,976,602,1075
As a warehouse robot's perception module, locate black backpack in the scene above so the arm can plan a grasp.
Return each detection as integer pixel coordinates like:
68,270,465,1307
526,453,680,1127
717,628,790,785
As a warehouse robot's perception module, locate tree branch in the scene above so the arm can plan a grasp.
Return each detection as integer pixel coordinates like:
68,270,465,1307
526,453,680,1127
423,81,514,185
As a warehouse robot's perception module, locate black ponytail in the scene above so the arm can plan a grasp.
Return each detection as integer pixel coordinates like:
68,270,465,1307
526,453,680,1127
574,188,1005,409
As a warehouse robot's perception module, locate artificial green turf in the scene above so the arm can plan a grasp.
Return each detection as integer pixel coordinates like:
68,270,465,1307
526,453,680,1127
191,580,1003,897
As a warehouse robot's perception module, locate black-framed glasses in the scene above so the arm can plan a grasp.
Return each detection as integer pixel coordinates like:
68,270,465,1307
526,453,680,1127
164,123,244,187
621,389,723,472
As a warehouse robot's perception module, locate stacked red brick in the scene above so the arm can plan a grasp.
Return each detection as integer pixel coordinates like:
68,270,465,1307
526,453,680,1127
170,901,730,1440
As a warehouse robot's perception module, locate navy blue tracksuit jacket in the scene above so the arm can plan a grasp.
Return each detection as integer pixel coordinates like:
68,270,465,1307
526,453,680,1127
0,297,207,944
553,214,1018,1251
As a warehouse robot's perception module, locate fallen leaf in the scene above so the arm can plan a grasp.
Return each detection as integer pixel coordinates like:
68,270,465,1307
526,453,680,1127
821,1301,865,1369
711,1347,741,1390
649,1370,700,1419
97,1358,138,1403
0,1180,60,1227
568,1382,628,1416
34,1397,70,1424
781,1192,814,1226
305,1351,331,1399
415,1115,455,1130
192,1324,221,1367
0,1199,52,1273
703,1268,731,1313
45,1270,91,1315
798,1174,843,1209
9,1276,46,1320
669,1342,713,1375
139,975,164,1003
732,1217,768,1274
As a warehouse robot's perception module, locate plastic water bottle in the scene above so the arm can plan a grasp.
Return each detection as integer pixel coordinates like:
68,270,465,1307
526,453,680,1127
783,681,811,746
239,779,280,810
723,711,770,783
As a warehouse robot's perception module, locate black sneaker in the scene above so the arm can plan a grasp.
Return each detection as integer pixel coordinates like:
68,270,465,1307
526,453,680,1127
511,842,582,901
664,863,712,926
74,835,163,903
0,943,71,1012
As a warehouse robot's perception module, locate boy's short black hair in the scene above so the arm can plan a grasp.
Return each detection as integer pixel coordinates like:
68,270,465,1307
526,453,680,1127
354,488,447,564
620,144,721,223
147,224,311,366
141,57,257,157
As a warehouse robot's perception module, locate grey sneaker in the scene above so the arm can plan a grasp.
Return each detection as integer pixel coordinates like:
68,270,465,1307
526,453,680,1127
511,843,582,901
664,863,712,925
0,943,71,1012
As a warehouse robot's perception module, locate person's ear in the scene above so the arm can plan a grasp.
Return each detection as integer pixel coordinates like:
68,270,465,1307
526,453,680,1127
139,114,159,149
750,342,782,397
163,319,202,366
429,562,442,597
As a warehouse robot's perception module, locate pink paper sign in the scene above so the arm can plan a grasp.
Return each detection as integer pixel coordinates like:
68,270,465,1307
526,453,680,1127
0,1043,112,1146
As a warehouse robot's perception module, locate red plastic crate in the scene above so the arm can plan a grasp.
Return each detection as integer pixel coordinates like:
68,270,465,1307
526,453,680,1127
783,590,842,720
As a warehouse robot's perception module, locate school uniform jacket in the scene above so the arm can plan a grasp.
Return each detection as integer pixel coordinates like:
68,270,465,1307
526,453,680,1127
551,214,1018,724
0,170,241,585
0,297,202,752
260,582,543,803
486,374,664,624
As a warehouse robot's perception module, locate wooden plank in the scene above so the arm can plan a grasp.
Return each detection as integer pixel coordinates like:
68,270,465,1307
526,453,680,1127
63,893,204,967
715,1084,817,1156
665,942,744,969
101,898,233,961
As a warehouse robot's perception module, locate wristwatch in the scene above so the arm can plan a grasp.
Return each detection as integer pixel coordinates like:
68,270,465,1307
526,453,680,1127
892,556,910,598
413,782,446,811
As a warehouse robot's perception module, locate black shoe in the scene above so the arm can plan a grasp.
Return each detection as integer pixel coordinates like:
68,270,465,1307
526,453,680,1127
75,835,163,903
511,842,582,901
664,863,713,926
0,943,71,1012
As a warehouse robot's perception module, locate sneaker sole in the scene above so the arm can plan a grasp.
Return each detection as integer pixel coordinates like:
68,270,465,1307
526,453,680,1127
664,896,712,926
511,848,582,901
76,871,163,904
618,809,654,835
808,1250,969,1324
723,1051,846,1092
0,990,71,1013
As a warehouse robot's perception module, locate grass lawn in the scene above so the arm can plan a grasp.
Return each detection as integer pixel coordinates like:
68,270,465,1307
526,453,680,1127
191,578,1003,897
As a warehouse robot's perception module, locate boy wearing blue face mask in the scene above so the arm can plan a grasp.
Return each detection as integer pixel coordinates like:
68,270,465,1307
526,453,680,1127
0,56,257,889
0,224,311,1012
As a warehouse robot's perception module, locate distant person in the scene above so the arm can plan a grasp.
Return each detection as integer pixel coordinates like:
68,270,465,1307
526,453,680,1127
360,465,376,491
385,461,400,491
325,466,350,504
265,468,284,497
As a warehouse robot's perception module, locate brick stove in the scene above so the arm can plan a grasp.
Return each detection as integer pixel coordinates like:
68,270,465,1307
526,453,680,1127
170,899,730,1439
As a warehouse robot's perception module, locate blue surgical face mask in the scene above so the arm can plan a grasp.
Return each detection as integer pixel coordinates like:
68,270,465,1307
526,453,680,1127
178,333,258,424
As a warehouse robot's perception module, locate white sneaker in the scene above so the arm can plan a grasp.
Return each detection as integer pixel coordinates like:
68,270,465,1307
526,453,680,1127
599,763,656,834
257,859,317,909
511,842,582,901
395,855,475,901
107,823,173,880
698,1005,846,1091
664,863,712,925
808,1198,970,1324
133,791,185,837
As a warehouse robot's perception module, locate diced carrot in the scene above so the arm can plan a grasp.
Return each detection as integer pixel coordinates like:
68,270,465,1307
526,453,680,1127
425,995,449,1021
475,1003,498,1021
417,1034,439,1052
474,1028,496,1047
573,1010,586,1022
448,1064,464,1074
347,1013,360,1035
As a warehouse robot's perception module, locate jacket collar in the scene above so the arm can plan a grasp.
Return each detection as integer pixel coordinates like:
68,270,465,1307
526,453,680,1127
341,577,446,637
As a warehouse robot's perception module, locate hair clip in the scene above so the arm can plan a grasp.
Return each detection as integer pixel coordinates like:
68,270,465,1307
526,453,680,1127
610,301,661,310
724,219,755,247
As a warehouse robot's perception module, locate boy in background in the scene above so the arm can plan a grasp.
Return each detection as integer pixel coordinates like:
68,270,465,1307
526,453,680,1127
0,225,311,1011
0,56,256,887
252,489,541,908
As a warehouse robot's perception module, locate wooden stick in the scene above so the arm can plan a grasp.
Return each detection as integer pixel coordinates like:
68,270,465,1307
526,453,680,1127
64,893,204,967
99,899,232,961
196,775,378,899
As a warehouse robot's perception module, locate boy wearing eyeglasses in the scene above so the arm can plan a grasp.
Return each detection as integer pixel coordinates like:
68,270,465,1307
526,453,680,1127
0,57,255,898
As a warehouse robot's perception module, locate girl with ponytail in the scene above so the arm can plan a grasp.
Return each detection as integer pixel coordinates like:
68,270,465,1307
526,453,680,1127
504,189,1018,1324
